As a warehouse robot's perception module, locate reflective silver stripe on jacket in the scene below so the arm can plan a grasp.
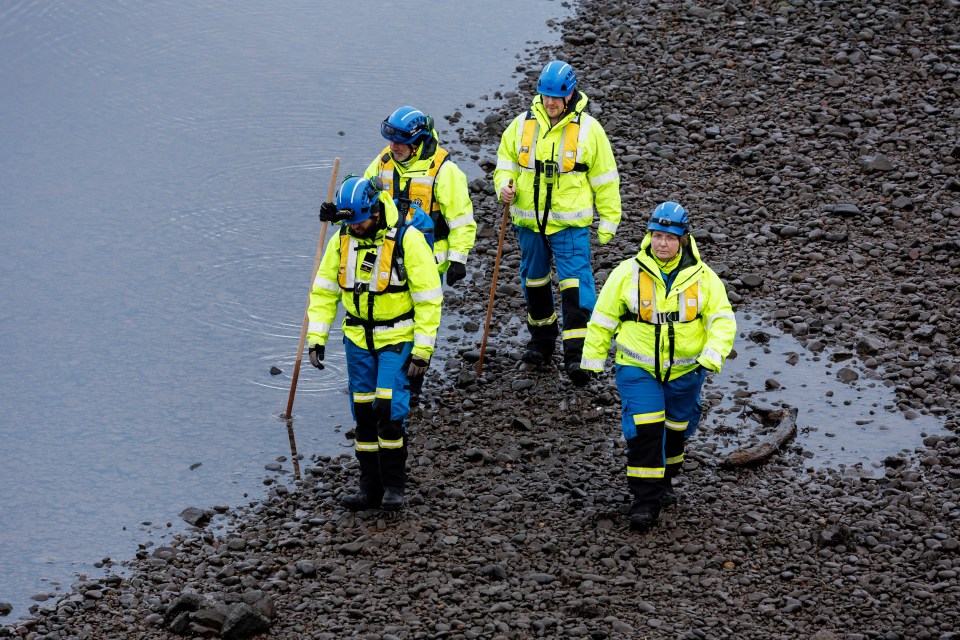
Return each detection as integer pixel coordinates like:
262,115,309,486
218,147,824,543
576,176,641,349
614,340,698,367
588,309,619,331
511,206,594,223
590,168,618,187
308,321,331,335
447,213,474,230
412,287,442,303
598,219,619,234
313,275,339,292
414,333,436,348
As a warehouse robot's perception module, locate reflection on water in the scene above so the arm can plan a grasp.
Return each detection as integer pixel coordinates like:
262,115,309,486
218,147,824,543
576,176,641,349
0,0,572,620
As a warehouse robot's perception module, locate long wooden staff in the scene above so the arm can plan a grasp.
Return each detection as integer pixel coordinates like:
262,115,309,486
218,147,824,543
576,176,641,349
283,157,340,420
476,180,513,377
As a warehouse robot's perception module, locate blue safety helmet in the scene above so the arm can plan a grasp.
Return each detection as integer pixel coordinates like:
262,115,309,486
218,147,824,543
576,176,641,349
380,106,433,145
336,176,381,225
537,60,577,97
648,202,689,236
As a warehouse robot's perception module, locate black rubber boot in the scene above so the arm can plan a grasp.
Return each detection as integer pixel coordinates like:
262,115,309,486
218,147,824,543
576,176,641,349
628,502,660,532
340,490,382,511
381,487,405,511
521,347,551,365
659,486,678,508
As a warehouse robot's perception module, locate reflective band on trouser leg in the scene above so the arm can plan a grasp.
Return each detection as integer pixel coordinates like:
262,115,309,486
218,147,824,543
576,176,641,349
353,394,381,495
378,420,408,490
625,409,666,507
344,338,382,495
516,225,558,351
665,418,688,479
525,276,559,350
376,343,412,490
663,366,707,478
559,279,589,365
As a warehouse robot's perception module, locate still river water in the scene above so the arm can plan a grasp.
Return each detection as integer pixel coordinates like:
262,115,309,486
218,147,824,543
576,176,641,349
0,0,571,619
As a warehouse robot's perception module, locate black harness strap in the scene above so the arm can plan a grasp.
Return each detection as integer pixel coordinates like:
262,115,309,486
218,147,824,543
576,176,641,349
346,225,411,353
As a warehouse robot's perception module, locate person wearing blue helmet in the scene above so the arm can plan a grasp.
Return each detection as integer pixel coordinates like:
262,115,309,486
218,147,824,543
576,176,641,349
311,176,443,512
581,202,736,532
494,60,622,386
366,106,476,407
366,106,476,285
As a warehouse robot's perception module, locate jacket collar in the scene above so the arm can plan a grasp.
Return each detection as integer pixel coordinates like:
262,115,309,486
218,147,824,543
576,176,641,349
531,90,590,129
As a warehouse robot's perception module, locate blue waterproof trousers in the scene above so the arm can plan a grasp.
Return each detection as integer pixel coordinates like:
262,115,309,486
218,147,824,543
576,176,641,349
615,364,707,511
515,225,597,365
344,338,413,495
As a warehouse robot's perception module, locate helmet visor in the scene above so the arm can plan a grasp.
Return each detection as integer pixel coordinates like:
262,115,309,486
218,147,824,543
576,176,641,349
381,119,415,143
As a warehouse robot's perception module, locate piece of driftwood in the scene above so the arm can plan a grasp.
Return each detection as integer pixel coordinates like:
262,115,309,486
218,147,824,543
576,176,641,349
720,405,799,468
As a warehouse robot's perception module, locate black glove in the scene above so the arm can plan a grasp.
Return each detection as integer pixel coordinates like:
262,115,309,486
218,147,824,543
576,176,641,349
319,201,347,223
445,262,467,286
407,356,429,378
308,344,325,370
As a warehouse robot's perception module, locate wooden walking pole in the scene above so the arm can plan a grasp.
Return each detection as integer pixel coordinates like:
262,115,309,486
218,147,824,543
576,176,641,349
283,157,340,420
476,180,513,377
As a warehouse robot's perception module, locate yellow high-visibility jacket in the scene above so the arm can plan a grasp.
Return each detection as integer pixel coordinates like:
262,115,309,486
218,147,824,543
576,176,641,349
494,91,621,242
365,135,476,274
581,235,736,380
307,195,442,360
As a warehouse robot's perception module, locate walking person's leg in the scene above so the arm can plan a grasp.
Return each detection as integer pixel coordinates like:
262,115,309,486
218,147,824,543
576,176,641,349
375,342,414,510
551,227,596,384
615,364,667,531
341,338,383,510
516,226,559,364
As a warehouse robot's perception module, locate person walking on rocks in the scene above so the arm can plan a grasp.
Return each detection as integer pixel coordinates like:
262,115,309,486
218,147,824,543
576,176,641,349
494,60,622,386
366,105,476,283
309,176,442,511
366,105,476,405
581,202,736,532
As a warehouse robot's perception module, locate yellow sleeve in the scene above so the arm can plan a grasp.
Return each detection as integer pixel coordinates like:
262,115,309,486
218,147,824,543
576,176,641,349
585,120,622,241
362,157,380,181
697,267,737,373
581,261,630,371
401,227,443,360
307,231,344,347
493,114,522,200
435,161,476,264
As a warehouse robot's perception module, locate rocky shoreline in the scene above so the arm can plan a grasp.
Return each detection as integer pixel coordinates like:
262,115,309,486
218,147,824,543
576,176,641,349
4,0,958,638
